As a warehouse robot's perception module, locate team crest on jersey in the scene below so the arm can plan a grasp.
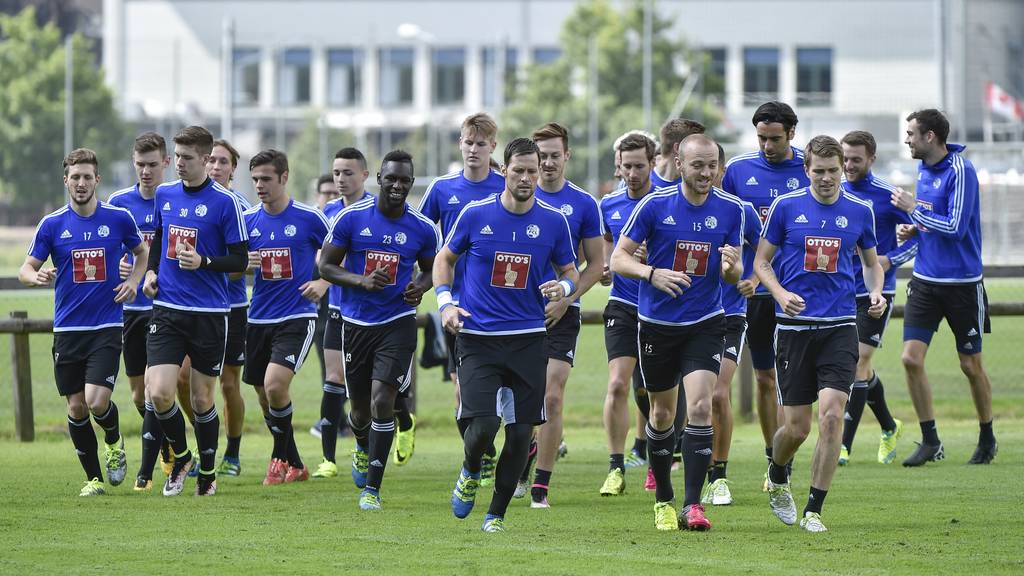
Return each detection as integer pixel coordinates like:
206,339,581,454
526,224,540,239
835,216,848,229
491,251,530,289
195,204,208,217
704,216,718,229
365,250,399,285
72,248,106,283
97,225,110,238
932,178,942,189
259,248,293,280
395,232,407,245
166,225,198,260
284,224,296,237
560,204,573,216
672,240,710,276
786,178,800,190
804,236,840,273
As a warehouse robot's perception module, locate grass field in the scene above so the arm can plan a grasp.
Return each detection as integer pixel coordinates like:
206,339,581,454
1,286,1022,574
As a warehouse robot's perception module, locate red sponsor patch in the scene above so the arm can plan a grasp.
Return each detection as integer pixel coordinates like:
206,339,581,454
672,240,711,276
364,250,399,285
140,231,155,247
260,247,293,280
915,200,933,232
758,205,770,223
490,251,531,289
804,236,841,273
166,225,198,260
72,247,107,283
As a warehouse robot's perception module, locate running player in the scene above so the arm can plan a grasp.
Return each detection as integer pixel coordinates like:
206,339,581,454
598,132,658,497
311,174,339,393
439,138,578,532
526,122,604,508
419,112,505,484
143,125,249,497
891,109,996,466
612,134,744,531
319,150,438,509
311,148,374,478
241,149,328,486
108,132,173,490
20,148,147,495
837,130,917,465
650,118,705,189
721,101,809,483
756,135,886,533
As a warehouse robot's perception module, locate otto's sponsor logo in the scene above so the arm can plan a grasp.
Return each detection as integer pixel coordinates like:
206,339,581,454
72,247,106,283
672,240,710,276
758,206,770,223
491,251,530,289
259,247,293,280
364,250,399,285
140,231,156,246
804,236,840,273
915,200,934,232
166,225,198,260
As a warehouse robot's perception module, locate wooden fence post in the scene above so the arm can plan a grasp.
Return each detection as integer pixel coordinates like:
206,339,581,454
10,311,35,442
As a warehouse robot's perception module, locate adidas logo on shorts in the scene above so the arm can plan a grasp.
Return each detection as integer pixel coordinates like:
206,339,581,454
712,353,721,362
285,354,296,364
725,346,737,356
967,328,978,337
143,432,156,440
106,375,116,384
397,374,405,384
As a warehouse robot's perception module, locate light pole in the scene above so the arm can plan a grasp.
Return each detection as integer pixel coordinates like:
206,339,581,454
397,23,436,178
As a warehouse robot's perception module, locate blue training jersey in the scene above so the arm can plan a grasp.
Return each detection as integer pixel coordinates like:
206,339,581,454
721,201,763,316
225,189,253,308
245,199,330,323
722,148,810,297
762,189,877,324
28,203,143,332
152,178,248,313
600,187,647,307
419,169,505,303
534,180,603,307
322,192,374,311
108,184,157,311
650,167,680,190
841,173,917,295
328,198,441,326
445,195,576,336
622,186,744,326
908,144,983,284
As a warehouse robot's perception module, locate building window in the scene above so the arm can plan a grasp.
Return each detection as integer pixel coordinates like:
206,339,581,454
796,48,832,106
432,48,465,105
232,48,260,106
743,47,779,106
327,49,363,107
532,47,561,65
379,47,414,107
482,47,519,106
278,48,311,106
699,47,727,100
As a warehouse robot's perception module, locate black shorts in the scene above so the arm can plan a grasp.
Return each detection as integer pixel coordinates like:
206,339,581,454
122,310,152,378
314,299,329,350
746,297,777,370
225,306,247,366
722,315,748,363
603,300,639,362
455,333,547,425
53,327,121,396
856,294,895,348
243,318,317,386
775,324,858,406
545,306,581,365
637,315,726,393
147,307,228,377
323,309,343,351
446,330,458,375
343,316,417,395
903,278,990,354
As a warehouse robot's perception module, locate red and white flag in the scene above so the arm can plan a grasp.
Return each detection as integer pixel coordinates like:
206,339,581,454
986,82,1024,122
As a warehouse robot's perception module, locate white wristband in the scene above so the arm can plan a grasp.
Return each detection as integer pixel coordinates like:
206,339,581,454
437,290,453,309
558,279,573,298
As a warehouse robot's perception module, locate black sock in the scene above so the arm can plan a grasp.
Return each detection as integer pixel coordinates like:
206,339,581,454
519,438,538,482
366,418,396,492
765,445,773,461
135,404,146,419
320,383,345,462
920,420,940,446
609,453,625,473
488,423,533,517
286,427,303,469
531,468,551,500
979,420,995,445
348,413,370,453
709,460,728,482
194,406,220,475
804,486,828,516
224,435,241,460
646,423,675,503
842,381,869,452
138,401,163,480
681,425,713,507
768,458,789,485
462,416,500,474
269,403,293,461
92,401,120,445
393,396,413,431
156,403,190,459
632,437,647,456
866,373,897,432
68,414,102,480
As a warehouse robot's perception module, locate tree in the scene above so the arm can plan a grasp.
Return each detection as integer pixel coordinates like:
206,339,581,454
0,7,125,213
501,0,724,191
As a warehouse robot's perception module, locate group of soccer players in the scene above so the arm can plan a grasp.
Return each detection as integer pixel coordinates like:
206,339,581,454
23,103,996,534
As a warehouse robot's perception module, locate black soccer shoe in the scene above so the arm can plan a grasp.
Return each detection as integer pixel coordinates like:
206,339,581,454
967,442,997,465
902,441,945,467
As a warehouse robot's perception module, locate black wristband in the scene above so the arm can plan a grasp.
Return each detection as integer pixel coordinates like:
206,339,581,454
647,266,655,282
